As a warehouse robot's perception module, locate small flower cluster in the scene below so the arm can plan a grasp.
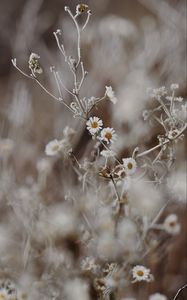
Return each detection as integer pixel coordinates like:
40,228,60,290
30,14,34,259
28,53,43,76
10,3,187,300
86,116,117,144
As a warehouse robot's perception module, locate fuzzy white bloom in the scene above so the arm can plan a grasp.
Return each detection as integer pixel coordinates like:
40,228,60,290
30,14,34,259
45,139,64,156
64,278,90,300
167,169,186,203
37,158,51,173
28,53,42,75
170,83,179,90
100,149,116,157
149,293,167,300
97,233,119,259
100,127,117,144
86,116,103,135
132,265,152,282
63,126,76,139
122,158,137,175
128,179,163,218
163,214,181,235
105,86,118,104
147,86,167,100
117,219,138,251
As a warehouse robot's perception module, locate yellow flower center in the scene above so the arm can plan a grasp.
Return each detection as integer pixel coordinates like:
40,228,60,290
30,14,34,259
78,4,88,13
105,132,112,140
137,270,144,277
52,145,60,152
169,221,176,227
127,162,133,169
91,121,98,128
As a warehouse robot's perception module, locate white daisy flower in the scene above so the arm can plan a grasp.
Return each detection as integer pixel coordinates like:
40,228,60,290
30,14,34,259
122,158,137,175
105,86,118,104
132,265,152,282
170,83,179,90
86,116,103,135
163,214,181,235
100,127,117,144
45,139,64,156
100,149,116,158
149,293,167,300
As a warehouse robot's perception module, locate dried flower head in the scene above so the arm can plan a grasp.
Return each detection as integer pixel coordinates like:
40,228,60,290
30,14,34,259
100,127,117,144
76,3,89,15
28,53,42,76
86,116,103,135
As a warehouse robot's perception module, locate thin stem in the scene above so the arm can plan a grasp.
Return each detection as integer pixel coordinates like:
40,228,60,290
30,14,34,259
12,60,75,113
100,140,121,165
152,148,163,164
157,97,171,119
137,123,187,158
82,11,92,31
53,31,67,59
66,9,81,67
56,71,75,97
78,62,87,92
173,284,187,300
51,68,63,99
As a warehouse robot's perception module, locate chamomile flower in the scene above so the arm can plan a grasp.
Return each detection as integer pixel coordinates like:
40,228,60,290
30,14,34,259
45,139,64,156
132,265,152,282
100,127,117,144
163,214,181,235
86,116,103,135
122,158,137,175
105,86,118,104
149,293,167,300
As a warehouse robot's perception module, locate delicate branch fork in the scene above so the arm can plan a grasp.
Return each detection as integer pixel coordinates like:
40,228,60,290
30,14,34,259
12,5,92,119
136,123,187,158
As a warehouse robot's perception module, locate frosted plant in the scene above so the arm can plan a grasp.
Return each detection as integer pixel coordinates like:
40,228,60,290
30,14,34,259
9,2,187,300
